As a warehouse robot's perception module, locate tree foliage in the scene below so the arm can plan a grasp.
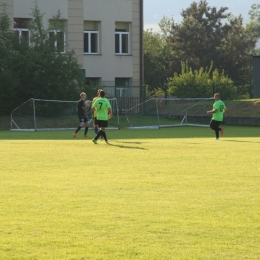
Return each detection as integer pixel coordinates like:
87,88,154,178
247,4,260,55
0,3,84,115
168,61,235,99
169,1,231,71
144,29,175,92
168,0,258,86
144,0,259,98
247,4,260,37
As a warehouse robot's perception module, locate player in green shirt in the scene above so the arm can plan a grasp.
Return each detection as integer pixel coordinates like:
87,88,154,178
92,90,113,144
92,89,102,137
207,93,227,140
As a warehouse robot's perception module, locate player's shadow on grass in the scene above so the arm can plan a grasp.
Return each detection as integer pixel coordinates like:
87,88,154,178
121,141,142,144
108,142,146,150
224,139,260,144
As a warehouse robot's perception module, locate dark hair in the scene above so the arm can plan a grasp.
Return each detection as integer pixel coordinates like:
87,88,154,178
100,90,106,97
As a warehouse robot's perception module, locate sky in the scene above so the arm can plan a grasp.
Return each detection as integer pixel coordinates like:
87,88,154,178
144,0,257,31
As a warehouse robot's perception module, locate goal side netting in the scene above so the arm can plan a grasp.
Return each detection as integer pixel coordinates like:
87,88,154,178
125,97,214,129
10,98,120,131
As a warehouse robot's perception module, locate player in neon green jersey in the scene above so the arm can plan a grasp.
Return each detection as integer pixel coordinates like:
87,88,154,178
92,89,102,137
92,90,113,144
207,93,227,140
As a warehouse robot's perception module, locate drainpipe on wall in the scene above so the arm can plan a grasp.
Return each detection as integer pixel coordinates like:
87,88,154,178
140,0,144,99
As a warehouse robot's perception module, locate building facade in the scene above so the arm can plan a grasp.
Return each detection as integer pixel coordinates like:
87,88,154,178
5,0,144,97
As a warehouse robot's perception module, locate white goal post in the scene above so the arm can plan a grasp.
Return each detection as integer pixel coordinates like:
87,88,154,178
10,98,120,131
125,97,214,129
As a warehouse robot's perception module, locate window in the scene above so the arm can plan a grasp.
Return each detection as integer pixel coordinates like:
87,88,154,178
13,18,30,45
115,22,130,55
49,20,66,53
115,78,130,97
84,21,99,54
49,30,65,53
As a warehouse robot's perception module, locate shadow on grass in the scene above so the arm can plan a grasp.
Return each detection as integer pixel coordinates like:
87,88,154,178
108,141,147,150
223,139,260,144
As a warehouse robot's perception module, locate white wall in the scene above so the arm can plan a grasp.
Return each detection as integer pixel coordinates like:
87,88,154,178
83,0,133,82
13,0,68,28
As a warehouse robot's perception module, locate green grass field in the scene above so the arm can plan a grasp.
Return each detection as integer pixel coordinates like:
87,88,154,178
0,126,260,260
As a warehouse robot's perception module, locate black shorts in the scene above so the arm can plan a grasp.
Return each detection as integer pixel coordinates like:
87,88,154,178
210,119,221,129
97,120,108,128
78,115,88,123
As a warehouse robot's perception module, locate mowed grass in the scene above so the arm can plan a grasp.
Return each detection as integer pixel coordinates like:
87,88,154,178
0,126,260,260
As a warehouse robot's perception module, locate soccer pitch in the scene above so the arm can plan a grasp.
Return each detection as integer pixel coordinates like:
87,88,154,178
0,126,259,260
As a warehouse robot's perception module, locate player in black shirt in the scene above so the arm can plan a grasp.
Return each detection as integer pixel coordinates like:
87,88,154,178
73,92,90,138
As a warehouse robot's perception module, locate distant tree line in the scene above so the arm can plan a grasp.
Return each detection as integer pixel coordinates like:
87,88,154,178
144,0,260,99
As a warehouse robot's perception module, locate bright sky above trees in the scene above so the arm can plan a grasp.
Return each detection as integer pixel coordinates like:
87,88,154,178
144,0,257,31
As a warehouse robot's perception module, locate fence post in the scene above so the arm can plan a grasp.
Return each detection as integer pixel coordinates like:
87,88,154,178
164,84,168,105
142,85,146,115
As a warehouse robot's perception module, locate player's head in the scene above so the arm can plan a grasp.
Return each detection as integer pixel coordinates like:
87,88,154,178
80,92,87,100
100,90,106,98
214,93,220,100
97,89,102,96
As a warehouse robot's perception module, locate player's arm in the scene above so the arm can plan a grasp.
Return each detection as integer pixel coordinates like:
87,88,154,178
83,101,91,111
80,102,88,111
82,105,89,111
92,101,97,111
108,108,113,119
91,98,97,108
207,108,217,114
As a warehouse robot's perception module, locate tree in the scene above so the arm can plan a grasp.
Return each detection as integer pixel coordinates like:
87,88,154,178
247,4,260,55
167,0,258,86
168,61,235,99
0,2,84,115
168,1,231,71
247,4,260,37
218,15,257,86
144,29,176,93
0,3,20,114
158,15,174,37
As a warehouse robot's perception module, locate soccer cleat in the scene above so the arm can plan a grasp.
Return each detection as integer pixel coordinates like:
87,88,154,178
84,134,88,138
73,133,77,138
221,128,225,136
105,141,110,145
215,138,219,140
92,138,97,144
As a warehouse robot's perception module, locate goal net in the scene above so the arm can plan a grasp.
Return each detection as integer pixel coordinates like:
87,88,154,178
10,98,120,131
125,97,214,129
